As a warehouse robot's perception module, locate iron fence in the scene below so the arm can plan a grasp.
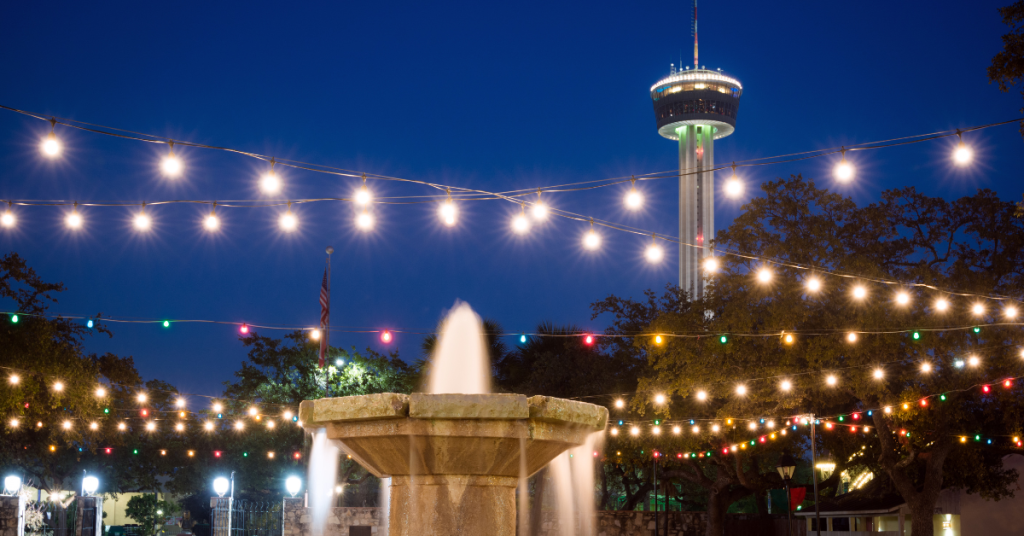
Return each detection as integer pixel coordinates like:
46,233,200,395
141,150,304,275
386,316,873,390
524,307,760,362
212,500,282,536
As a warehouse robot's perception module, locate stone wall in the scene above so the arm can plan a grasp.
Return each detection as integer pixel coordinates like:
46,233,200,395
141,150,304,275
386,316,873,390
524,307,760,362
0,496,24,536
281,498,382,536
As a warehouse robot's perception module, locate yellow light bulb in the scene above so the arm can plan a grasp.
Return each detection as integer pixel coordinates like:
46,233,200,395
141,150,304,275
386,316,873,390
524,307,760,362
117,422,126,431
261,172,281,193
134,211,151,231
439,201,457,226
757,268,772,283
625,188,643,209
95,387,106,397
356,211,374,230
630,426,640,436
934,298,950,312
176,423,185,432
972,303,985,316
176,398,186,408
703,257,719,273
847,332,858,343
895,292,911,305
654,394,666,404
614,399,624,408
645,243,664,263
696,390,707,401
63,421,72,430
42,134,61,157
852,286,867,299
137,393,147,403
204,422,214,431
355,186,372,206
53,382,64,392
66,211,83,229
279,211,297,231
826,375,838,386
780,380,792,391
834,151,854,182
310,329,321,341
735,385,747,396
1,210,15,228
583,230,600,250
204,214,220,231
953,142,972,165
532,202,548,220
806,277,822,292
873,369,884,380
512,213,530,234
921,362,932,373
146,422,156,431
1005,306,1018,320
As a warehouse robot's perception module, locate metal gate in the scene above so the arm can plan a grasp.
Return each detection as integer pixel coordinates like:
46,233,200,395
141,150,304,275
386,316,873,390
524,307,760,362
212,500,282,536
26,499,77,536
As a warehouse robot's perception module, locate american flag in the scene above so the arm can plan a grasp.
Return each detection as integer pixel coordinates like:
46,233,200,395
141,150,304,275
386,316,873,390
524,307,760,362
319,267,329,367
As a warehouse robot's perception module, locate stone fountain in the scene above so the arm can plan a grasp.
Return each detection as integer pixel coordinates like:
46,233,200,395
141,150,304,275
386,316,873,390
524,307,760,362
298,392,607,536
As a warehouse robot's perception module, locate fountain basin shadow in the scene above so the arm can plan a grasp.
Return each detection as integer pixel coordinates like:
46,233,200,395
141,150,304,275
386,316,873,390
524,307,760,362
300,392,607,536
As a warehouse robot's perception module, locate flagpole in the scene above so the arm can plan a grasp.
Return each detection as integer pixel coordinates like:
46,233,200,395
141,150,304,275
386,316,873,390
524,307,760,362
326,246,333,363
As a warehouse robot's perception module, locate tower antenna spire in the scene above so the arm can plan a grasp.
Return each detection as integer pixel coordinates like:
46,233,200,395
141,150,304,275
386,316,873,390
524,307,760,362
692,0,698,69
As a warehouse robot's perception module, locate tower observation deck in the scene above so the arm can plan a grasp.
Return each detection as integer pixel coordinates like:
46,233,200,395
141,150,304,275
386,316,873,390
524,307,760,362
650,66,742,297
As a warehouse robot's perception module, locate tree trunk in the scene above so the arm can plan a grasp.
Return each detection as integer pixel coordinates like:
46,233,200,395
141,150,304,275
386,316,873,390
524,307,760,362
705,490,728,536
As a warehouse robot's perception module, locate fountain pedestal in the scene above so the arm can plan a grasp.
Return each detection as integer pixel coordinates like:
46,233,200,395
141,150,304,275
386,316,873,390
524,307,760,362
300,392,607,536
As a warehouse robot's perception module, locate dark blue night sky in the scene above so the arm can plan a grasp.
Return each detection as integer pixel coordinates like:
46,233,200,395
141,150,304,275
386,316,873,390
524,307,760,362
1,0,1021,396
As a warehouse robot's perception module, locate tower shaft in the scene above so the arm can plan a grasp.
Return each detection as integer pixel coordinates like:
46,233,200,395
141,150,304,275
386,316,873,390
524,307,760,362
677,124,714,297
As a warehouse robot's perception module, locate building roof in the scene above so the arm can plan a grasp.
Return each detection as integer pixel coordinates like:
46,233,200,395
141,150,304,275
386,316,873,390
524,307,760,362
650,69,742,92
795,493,906,517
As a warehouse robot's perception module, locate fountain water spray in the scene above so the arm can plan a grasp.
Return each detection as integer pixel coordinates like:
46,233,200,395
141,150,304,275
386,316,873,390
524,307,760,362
308,429,340,536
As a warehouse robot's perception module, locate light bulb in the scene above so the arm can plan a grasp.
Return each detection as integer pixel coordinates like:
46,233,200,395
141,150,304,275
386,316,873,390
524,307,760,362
696,390,707,401
235,421,244,431
847,332,858,343
204,422,214,431
757,268,772,283
532,202,548,220
826,375,837,386
780,380,792,391
583,230,601,250
692,425,700,434
735,385,747,396
935,298,950,312
645,244,664,263
146,422,156,431
953,142,972,165
512,213,530,234
63,421,72,430
614,399,624,409
137,393,147,403
852,286,867,300
654,394,666,404
1005,306,1018,319
625,188,643,209
968,355,980,367
971,303,985,316
162,145,182,176
806,277,822,292
873,369,884,380
921,362,932,373
1,210,14,228
439,201,457,226
9,375,18,385
895,292,910,305
652,426,661,435
134,212,151,231
630,426,640,436
54,382,64,392
42,135,61,157
175,423,185,432
176,398,186,408
95,387,105,397
310,328,321,340
261,172,281,193
834,151,854,182
89,422,98,430
280,211,297,231
204,214,220,231
355,186,372,206
703,257,719,273
117,422,126,431
66,211,83,229
356,211,374,230
724,177,744,198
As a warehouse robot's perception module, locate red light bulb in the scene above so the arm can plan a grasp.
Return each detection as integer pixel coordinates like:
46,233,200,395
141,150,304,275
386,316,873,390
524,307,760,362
584,334,594,345
214,451,221,458
380,330,392,343
852,413,860,420
1005,379,1013,388
140,409,148,417
240,324,249,334
293,452,301,459
105,448,111,454
983,385,991,393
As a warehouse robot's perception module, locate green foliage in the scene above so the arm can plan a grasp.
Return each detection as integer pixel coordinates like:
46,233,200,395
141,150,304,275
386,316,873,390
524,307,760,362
124,494,178,536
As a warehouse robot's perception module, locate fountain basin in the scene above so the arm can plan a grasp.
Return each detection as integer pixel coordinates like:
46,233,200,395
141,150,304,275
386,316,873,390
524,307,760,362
299,393,607,536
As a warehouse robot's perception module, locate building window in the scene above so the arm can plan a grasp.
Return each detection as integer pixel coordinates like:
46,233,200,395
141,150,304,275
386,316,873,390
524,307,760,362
831,517,851,531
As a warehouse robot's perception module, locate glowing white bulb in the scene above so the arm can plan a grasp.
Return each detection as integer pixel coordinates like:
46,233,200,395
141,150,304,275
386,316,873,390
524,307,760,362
53,382,64,392
137,393,147,403
532,202,548,220
9,375,18,385
724,177,744,198
757,268,772,283
652,426,661,435
712,424,720,432
204,214,220,231
953,143,972,165
971,303,985,316
117,422,126,431
95,387,105,397
672,425,681,435
583,230,601,250
146,422,156,431
834,157,854,182
847,332,858,343
63,421,72,430
66,211,82,229
512,213,530,234
748,422,757,430
439,201,457,226
935,298,950,312
133,212,151,231
895,292,910,305
267,421,275,429
852,286,867,300
968,355,980,367
235,421,244,431
261,172,281,193
806,277,821,292
645,244,664,263
212,402,223,412
703,257,719,273
175,423,185,432
1,211,14,228
625,188,643,209
780,380,792,391
162,155,182,177
310,329,321,341
356,211,374,230
692,425,700,434
696,390,707,401
826,375,837,386
735,385,747,396
654,394,666,404
280,211,297,231
204,422,214,431
1005,306,1018,319
630,426,640,436
42,136,61,157
89,422,98,430
355,186,372,206
921,362,932,373
614,399,624,409
176,398,186,408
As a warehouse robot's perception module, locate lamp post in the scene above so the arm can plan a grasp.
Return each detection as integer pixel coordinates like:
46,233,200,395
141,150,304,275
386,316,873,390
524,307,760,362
285,476,302,498
776,452,797,536
3,476,20,496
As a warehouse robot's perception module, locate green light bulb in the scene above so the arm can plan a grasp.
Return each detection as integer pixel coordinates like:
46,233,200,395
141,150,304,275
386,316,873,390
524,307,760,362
912,331,920,340
163,320,170,328
719,335,728,344
133,449,139,455
10,314,18,323
973,326,981,334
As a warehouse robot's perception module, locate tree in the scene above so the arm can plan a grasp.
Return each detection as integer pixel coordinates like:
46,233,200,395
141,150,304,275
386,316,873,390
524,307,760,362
666,176,1024,536
125,494,179,536
989,0,1024,136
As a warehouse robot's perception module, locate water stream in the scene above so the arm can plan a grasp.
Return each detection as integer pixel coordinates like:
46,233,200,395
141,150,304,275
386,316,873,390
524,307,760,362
307,429,341,536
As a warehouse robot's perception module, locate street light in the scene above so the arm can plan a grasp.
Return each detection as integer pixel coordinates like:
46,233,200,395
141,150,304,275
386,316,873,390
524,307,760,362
3,476,20,495
82,476,99,496
285,476,302,498
213,477,230,498
776,452,797,536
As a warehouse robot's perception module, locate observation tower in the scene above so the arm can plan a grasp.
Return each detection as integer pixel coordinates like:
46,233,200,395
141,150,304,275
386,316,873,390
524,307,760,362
649,4,742,297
